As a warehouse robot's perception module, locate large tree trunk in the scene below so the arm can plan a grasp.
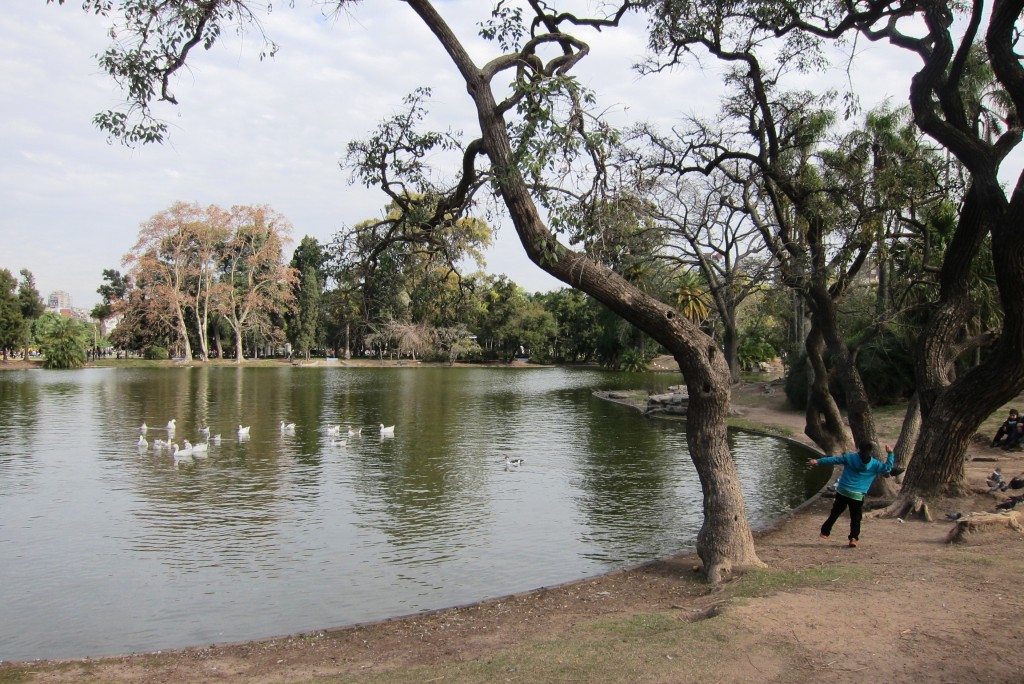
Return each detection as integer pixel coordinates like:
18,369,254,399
192,308,209,362
407,0,762,581
896,222,1024,501
877,0,1024,511
803,327,849,453
808,282,877,447
175,305,192,362
893,392,921,473
914,185,987,419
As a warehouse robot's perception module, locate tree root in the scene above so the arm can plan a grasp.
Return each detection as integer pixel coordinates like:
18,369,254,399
945,511,1024,543
878,495,933,521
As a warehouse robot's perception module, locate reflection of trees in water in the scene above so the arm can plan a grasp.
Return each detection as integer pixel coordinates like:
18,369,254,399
575,403,699,562
575,404,818,563
344,369,504,552
729,431,823,523
0,373,42,472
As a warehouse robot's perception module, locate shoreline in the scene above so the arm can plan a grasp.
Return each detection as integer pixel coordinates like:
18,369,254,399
3,377,1023,682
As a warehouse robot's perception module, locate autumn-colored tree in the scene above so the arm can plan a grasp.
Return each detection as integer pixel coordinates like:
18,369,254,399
186,204,231,361
217,205,297,363
124,202,209,360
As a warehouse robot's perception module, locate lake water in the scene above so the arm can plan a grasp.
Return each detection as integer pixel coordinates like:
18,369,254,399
0,365,821,661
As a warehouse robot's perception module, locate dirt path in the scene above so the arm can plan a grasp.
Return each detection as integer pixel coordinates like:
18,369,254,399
4,379,1024,683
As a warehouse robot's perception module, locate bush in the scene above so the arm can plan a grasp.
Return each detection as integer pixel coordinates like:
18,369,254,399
853,329,915,405
144,346,170,360
618,348,649,372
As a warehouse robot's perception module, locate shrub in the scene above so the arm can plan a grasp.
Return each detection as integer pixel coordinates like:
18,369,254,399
144,345,169,360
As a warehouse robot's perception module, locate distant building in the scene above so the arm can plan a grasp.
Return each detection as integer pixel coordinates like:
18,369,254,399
47,290,72,311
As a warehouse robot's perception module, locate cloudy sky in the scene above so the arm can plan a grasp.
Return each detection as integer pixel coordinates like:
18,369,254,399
1,2,916,311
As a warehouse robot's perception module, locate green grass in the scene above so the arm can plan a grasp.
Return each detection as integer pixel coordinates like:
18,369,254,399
725,565,870,598
728,417,794,437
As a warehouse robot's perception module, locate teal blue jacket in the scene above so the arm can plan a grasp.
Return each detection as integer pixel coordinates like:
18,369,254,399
818,451,894,497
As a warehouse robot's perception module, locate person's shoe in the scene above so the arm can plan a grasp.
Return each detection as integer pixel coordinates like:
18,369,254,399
848,539,858,548
819,534,829,540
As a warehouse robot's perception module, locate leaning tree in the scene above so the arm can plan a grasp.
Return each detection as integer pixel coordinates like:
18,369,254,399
58,0,768,580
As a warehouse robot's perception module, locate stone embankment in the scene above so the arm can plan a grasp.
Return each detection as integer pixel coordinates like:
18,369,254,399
645,385,689,415
597,386,690,416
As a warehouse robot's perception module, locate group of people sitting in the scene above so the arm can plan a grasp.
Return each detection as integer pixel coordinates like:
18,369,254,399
991,408,1024,450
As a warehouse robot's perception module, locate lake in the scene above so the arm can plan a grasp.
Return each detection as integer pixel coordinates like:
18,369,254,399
0,365,821,661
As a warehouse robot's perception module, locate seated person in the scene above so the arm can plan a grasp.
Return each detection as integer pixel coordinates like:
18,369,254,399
991,409,1024,449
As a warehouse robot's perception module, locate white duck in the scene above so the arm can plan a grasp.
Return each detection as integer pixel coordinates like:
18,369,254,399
280,421,296,434
210,434,222,446
199,425,211,440
152,438,169,451
503,455,525,468
139,422,148,435
171,442,193,459
185,440,209,457
379,424,395,436
238,425,251,438
326,424,342,436
166,419,176,434
137,434,148,449
348,426,362,437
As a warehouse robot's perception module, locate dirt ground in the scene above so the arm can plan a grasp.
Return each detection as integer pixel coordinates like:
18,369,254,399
3,367,1024,683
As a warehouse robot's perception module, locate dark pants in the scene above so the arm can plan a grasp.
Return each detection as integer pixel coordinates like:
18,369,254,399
821,493,864,541
993,425,1023,448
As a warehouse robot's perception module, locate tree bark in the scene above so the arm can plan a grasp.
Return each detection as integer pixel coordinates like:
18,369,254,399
722,315,740,383
805,244,877,449
803,327,849,454
893,392,921,473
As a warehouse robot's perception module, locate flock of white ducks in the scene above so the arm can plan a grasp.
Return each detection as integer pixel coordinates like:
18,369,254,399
138,419,395,459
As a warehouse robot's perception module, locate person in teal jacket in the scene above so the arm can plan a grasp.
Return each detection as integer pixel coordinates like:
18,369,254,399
809,442,894,547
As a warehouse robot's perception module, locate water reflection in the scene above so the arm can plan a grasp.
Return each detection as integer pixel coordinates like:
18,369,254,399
0,366,822,662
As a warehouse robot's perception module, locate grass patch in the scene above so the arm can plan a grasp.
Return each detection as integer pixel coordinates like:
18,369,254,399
726,565,870,598
933,550,999,568
323,611,734,684
728,418,794,437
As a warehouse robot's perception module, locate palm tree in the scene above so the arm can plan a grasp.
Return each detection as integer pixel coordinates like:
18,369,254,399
672,272,711,324
36,313,89,369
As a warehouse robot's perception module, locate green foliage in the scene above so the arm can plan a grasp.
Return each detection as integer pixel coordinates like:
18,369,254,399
73,0,283,146
618,348,649,373
35,313,89,369
783,353,813,410
91,268,130,322
478,0,525,51
536,288,602,363
851,329,915,405
0,269,23,356
784,328,914,409
287,237,327,358
737,334,777,370
144,345,170,360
